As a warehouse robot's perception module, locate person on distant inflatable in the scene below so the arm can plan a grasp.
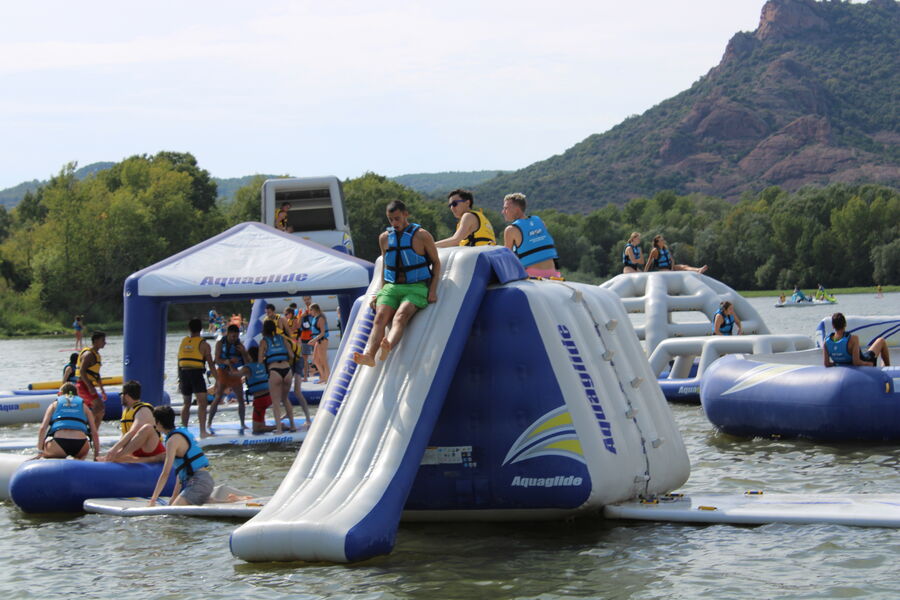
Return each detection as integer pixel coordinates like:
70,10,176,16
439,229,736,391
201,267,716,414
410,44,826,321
435,189,496,248
259,319,296,433
62,352,79,385
644,235,707,274
353,200,441,367
101,380,166,463
177,319,217,439
823,312,891,368
713,301,743,336
622,232,644,274
275,202,291,231
207,324,250,432
239,346,280,434
207,308,219,333
76,331,107,428
778,293,787,304
72,315,84,350
149,406,215,507
36,383,100,460
299,296,315,380
309,303,331,385
791,285,810,303
501,192,561,278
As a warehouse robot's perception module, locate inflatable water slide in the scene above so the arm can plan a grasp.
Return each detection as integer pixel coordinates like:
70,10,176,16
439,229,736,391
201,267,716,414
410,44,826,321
230,246,689,563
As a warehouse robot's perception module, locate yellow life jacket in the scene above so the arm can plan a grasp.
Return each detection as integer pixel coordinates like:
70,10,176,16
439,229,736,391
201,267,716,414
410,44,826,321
120,401,157,435
265,314,285,335
458,207,496,246
75,347,102,384
177,336,206,370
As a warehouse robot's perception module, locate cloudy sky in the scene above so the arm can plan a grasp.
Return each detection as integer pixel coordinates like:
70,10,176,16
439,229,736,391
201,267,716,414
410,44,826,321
0,1,771,188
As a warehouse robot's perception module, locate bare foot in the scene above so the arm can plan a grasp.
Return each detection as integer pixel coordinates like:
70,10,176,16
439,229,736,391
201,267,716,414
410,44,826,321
303,421,311,430
378,338,392,361
200,431,214,439
353,352,376,367
698,265,708,274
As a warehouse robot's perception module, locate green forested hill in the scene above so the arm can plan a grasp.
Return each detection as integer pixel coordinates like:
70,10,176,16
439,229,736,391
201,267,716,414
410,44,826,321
475,0,899,212
391,170,506,195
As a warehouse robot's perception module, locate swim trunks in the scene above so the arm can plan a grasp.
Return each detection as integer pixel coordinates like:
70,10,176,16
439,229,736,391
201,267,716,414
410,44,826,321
376,282,429,310
133,440,166,458
75,381,99,408
180,469,214,505
179,368,207,396
252,394,273,423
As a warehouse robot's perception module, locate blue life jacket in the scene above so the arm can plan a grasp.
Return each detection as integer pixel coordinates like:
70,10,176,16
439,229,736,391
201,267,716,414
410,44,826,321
825,333,853,365
511,216,558,267
246,363,269,396
714,308,735,335
384,224,431,284
263,334,289,365
62,361,78,383
653,247,672,270
623,243,641,267
166,427,210,483
217,340,244,369
311,315,330,340
49,395,89,435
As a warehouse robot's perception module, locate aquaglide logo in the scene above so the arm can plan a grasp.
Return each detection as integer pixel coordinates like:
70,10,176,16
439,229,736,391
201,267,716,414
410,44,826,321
558,324,617,454
511,475,583,488
200,273,308,288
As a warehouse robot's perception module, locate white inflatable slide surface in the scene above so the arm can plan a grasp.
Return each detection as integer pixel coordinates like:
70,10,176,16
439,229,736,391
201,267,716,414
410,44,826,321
230,246,522,563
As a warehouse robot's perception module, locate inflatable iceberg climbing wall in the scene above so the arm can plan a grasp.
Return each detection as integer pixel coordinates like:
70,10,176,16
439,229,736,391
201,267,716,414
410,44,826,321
230,247,689,563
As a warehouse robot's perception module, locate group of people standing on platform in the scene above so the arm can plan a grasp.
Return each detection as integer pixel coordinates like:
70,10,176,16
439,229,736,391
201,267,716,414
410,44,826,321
352,189,563,367
622,232,708,275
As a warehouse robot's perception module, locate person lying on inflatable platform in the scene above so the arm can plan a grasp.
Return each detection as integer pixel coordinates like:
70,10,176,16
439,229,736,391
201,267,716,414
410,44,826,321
149,406,215,507
435,188,496,248
36,383,101,460
501,192,562,279
353,199,441,367
101,380,166,463
823,312,891,368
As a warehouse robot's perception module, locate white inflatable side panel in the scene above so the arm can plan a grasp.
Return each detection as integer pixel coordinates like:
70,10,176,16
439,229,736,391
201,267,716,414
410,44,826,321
601,272,768,354
815,315,900,348
230,247,510,563
518,281,690,503
0,454,30,499
648,335,816,378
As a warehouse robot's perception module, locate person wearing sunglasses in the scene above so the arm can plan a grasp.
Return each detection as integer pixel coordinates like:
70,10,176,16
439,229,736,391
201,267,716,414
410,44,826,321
435,189,496,248
501,192,562,279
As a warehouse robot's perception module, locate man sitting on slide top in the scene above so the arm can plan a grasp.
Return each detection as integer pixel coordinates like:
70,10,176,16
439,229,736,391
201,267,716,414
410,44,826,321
102,380,166,463
353,200,441,367
501,192,562,279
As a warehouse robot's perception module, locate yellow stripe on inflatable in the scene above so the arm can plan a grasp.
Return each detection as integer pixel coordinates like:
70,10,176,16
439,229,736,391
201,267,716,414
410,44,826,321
527,411,574,439
28,375,124,390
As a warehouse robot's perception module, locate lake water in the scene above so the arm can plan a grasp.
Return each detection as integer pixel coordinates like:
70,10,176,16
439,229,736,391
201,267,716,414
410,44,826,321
0,293,897,599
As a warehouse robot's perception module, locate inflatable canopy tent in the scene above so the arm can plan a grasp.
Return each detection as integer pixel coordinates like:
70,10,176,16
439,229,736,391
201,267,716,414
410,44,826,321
122,222,374,402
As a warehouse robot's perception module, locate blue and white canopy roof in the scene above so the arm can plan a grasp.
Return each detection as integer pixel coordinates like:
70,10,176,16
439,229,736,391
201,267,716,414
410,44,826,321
131,222,373,298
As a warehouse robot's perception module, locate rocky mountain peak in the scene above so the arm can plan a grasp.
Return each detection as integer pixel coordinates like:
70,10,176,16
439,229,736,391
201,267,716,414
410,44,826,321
755,0,829,41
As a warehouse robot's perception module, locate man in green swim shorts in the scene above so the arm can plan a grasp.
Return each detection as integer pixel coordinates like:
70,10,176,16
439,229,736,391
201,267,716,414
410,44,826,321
353,200,441,367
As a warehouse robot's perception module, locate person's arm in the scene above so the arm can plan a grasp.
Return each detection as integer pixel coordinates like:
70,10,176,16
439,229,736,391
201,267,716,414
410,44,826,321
369,233,388,310
823,345,834,367
36,402,55,455
85,403,100,460
644,249,659,272
149,438,179,505
313,318,324,342
62,365,75,382
849,336,870,366
734,313,743,335
201,341,216,375
435,213,478,248
625,246,643,265
503,225,520,251
258,339,268,363
421,231,441,303
713,313,724,335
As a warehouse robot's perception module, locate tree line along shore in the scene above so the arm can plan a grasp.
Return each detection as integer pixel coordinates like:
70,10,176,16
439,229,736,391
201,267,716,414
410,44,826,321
1,154,897,337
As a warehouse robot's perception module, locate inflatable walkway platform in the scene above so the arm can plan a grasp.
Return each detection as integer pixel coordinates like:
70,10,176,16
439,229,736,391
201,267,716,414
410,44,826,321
230,247,690,563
